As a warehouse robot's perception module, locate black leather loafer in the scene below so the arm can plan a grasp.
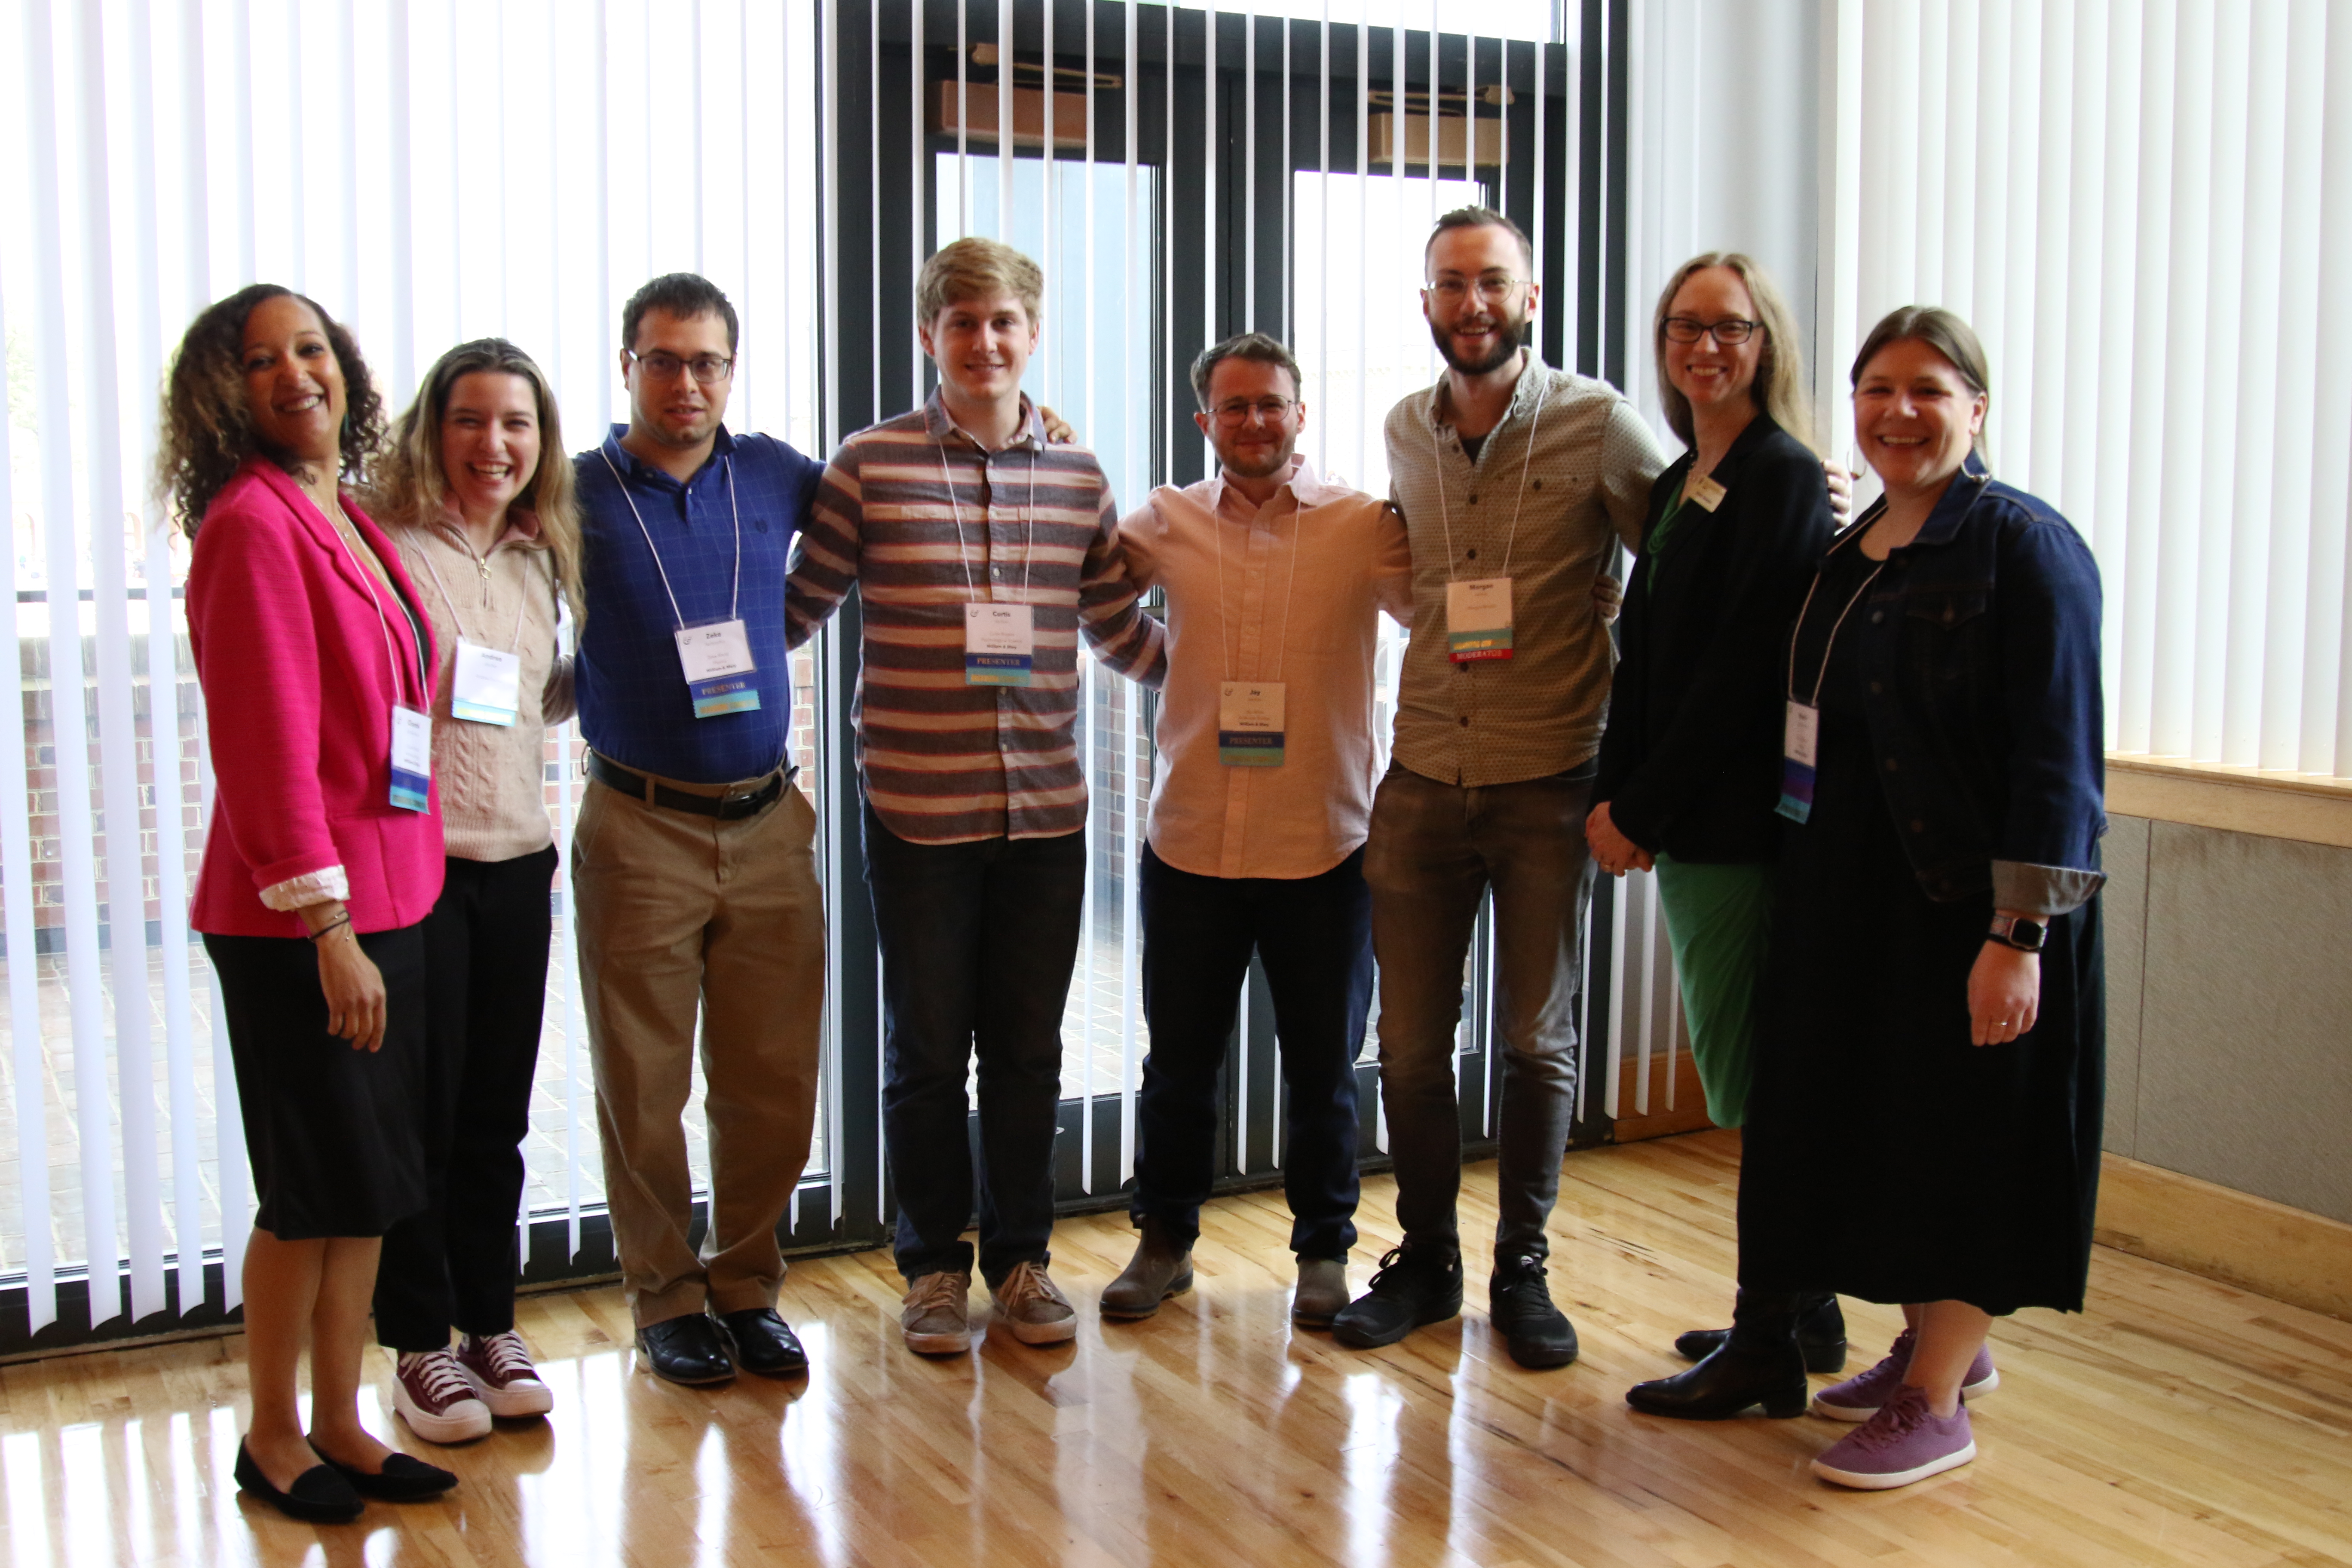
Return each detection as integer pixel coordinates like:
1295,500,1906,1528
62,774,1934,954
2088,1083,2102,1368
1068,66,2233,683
1627,1342,1810,1420
316,1447,459,1501
1675,1292,1848,1374
233,1440,364,1524
636,1312,736,1384
718,1308,810,1377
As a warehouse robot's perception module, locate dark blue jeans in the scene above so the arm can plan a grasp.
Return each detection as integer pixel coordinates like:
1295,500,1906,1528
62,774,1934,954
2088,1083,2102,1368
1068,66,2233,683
862,804,1085,1285
1135,843,1368,1261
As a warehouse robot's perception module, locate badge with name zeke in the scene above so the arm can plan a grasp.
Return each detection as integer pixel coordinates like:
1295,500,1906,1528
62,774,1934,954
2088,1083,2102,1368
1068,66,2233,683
1218,681,1287,766
674,619,762,719
965,603,1036,686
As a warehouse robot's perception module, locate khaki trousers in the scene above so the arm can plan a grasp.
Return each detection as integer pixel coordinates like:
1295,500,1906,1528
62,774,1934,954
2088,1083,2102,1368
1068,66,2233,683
573,769,825,1328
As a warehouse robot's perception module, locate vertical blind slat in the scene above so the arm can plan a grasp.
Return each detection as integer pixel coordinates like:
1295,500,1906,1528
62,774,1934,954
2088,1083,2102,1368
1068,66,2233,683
74,0,169,1324
2317,7,2352,776
2266,0,2328,772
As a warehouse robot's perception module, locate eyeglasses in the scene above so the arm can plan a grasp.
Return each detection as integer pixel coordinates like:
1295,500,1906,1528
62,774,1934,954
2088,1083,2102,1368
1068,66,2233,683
1662,315,1761,346
627,349,735,384
1424,273,1526,306
1209,397,1298,426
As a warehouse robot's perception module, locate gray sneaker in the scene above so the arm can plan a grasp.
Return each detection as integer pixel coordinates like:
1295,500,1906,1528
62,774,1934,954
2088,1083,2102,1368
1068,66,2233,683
900,1270,973,1355
1292,1258,1349,1326
990,1260,1078,1344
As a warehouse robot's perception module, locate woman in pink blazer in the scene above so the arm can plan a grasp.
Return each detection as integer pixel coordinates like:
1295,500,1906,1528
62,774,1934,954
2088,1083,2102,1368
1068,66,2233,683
162,284,456,1521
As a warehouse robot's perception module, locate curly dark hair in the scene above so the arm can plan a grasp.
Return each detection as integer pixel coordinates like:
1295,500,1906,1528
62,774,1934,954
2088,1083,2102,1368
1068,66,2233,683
156,283,386,534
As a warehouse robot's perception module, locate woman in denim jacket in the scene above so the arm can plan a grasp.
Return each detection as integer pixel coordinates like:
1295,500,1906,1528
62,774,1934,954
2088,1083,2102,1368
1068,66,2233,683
1740,306,2106,1491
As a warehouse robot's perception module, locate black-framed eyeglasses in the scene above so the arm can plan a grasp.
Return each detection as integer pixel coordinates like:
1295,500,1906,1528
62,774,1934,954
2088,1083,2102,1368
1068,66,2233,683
628,349,736,384
1662,315,1760,346
1209,397,1298,426
1425,273,1526,306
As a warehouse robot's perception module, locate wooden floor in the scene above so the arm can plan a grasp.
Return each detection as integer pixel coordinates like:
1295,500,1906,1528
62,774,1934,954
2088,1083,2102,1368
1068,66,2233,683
4,1129,2349,1567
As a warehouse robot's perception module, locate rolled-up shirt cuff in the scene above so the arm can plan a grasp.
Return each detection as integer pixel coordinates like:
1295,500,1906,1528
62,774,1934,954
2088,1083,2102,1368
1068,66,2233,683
259,866,350,912
1991,859,2104,917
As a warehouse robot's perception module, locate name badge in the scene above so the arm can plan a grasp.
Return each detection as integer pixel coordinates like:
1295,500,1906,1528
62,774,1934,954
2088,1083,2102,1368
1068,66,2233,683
1446,577,1515,662
450,640,522,726
389,704,432,812
965,603,1036,686
1218,681,1287,767
674,619,763,719
1776,700,1820,824
1687,473,1728,512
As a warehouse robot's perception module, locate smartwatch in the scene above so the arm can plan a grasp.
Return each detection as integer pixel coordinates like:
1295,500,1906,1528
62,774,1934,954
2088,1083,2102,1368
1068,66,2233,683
1987,914,2049,952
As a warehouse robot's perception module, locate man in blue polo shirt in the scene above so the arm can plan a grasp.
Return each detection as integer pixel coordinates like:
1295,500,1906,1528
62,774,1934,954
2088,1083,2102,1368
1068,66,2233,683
571,273,825,1386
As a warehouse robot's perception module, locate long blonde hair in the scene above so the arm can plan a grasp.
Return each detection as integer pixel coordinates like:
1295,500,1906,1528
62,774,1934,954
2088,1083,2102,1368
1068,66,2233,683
372,338,585,624
1651,252,1816,454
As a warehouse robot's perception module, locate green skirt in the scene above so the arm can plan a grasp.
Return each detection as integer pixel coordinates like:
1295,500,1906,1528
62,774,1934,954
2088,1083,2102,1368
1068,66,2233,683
1651,854,1773,1128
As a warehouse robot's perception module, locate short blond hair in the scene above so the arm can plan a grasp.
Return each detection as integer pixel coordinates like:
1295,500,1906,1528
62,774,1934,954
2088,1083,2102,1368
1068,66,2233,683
917,238,1044,328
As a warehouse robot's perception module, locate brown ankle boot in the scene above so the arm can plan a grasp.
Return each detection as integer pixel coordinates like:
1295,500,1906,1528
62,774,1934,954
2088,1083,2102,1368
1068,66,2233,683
1099,1217,1193,1319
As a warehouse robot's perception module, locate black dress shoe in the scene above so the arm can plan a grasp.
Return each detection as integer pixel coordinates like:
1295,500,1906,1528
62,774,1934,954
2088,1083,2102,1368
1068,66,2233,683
1627,1341,1809,1420
1674,1292,1848,1374
636,1312,736,1384
1488,1253,1580,1369
315,1447,459,1501
718,1308,809,1377
233,1440,364,1523
1332,1245,1464,1349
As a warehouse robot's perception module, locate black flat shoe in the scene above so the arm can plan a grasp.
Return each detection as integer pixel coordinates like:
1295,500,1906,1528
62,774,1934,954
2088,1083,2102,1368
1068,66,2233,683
233,1440,364,1523
1674,1293,1848,1374
636,1312,736,1384
1627,1342,1809,1420
315,1447,459,1501
717,1307,809,1377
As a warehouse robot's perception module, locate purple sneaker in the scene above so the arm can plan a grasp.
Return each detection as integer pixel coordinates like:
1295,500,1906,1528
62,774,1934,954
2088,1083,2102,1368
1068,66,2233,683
1811,1328,1999,1421
1811,1384,1975,1489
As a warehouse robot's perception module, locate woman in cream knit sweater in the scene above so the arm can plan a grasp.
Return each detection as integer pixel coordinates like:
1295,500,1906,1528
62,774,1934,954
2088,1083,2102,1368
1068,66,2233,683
368,339,584,1443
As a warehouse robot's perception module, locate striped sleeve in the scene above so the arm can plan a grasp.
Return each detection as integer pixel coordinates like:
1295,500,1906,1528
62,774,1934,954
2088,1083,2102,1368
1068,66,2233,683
784,450,862,650
1078,483,1166,689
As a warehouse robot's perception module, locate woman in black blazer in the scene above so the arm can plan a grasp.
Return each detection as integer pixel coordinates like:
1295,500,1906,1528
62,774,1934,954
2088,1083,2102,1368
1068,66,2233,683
1586,253,1842,1417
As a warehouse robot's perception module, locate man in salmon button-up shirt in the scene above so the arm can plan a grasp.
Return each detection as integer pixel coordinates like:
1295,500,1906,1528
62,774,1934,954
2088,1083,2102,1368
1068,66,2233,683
1107,333,1413,1329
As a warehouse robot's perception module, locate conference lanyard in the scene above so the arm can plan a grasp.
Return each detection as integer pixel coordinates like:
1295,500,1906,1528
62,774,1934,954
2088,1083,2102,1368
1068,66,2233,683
1430,377,1547,662
939,437,1041,687
1777,542,1886,825
1209,478,1306,768
323,502,432,812
416,536,530,727
597,447,760,719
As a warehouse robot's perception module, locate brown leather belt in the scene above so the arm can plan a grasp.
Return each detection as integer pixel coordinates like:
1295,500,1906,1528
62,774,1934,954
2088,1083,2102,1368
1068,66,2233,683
586,752,792,820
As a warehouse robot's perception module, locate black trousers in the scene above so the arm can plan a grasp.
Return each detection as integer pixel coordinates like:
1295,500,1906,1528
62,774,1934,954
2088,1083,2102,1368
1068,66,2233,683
1134,843,1369,1260
374,847,558,1351
862,804,1086,1286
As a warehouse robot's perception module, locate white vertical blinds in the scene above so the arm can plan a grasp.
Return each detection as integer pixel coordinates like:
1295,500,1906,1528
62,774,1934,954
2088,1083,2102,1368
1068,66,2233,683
0,0,825,1335
1814,0,2352,778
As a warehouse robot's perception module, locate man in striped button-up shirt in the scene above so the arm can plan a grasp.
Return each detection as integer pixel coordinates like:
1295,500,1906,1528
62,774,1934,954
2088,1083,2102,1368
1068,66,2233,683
784,239,1165,1359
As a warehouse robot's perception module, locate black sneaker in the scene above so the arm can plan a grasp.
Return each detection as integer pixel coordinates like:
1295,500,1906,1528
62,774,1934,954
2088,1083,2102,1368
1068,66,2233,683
1488,1252,1579,1369
1331,1245,1464,1349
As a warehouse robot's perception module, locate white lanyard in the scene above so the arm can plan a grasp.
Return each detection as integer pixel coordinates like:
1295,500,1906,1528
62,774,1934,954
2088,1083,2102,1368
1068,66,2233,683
1209,480,1308,685
321,496,416,710
1785,540,1889,707
1428,366,1548,584
936,436,1039,601
416,533,530,653
597,446,742,629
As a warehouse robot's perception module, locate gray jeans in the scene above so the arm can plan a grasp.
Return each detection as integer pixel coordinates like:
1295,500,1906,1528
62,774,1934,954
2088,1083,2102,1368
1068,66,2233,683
1365,762,1596,1264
